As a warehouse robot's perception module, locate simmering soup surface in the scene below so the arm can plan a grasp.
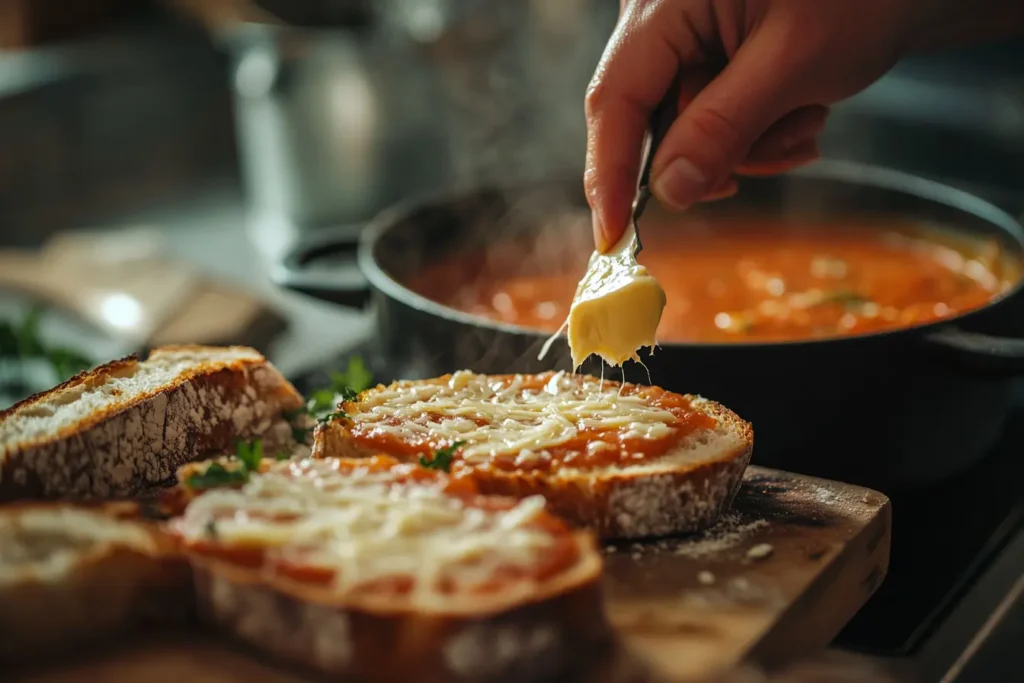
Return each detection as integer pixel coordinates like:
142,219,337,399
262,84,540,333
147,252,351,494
412,214,1017,343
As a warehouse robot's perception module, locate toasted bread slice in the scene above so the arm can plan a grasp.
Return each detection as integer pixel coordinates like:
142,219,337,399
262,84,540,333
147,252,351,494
314,371,753,539
0,502,191,664
170,455,609,683
0,345,307,501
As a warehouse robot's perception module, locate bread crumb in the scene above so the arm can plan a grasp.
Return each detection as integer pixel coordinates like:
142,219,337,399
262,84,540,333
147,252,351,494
746,543,774,561
813,486,840,505
697,570,715,585
672,514,769,559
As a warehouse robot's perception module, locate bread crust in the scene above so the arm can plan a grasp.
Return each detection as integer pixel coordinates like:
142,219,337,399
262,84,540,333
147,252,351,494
461,399,752,539
0,503,193,664
189,535,609,683
313,378,754,540
0,346,305,501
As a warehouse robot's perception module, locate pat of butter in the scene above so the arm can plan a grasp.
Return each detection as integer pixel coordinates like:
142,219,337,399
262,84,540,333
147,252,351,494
559,228,666,369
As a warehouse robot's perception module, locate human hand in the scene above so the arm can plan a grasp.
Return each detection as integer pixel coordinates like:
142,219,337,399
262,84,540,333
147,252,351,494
583,0,1022,252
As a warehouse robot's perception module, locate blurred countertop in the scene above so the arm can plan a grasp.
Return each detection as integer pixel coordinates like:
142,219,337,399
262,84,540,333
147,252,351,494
80,179,373,378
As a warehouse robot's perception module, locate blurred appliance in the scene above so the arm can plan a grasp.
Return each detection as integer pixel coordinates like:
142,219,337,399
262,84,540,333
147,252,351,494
217,0,615,260
825,38,1024,214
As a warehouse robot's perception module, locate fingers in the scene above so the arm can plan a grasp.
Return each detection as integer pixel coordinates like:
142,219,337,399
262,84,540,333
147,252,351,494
702,176,739,202
738,139,821,176
649,23,805,211
738,105,827,175
584,3,685,252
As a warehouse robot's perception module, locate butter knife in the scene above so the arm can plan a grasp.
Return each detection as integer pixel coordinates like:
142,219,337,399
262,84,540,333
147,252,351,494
632,76,682,258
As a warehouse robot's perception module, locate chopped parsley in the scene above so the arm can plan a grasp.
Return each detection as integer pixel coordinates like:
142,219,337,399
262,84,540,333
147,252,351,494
419,441,466,473
186,438,266,490
186,461,249,490
814,289,873,310
318,410,347,425
332,356,374,393
283,354,374,438
0,306,94,390
306,388,336,414
235,437,264,472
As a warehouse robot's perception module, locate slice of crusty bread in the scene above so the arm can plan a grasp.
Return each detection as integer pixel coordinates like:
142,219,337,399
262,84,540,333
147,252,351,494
0,345,307,501
0,502,192,664
190,538,607,683
172,454,610,683
313,372,754,539
470,396,753,540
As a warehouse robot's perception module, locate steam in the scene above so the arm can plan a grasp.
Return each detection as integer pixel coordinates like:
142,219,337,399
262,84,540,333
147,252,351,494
382,1,661,383
428,0,616,188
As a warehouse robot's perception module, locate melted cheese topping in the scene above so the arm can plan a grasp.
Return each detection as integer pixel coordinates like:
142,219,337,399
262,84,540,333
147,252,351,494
175,458,564,605
550,228,666,369
348,371,694,469
0,508,155,583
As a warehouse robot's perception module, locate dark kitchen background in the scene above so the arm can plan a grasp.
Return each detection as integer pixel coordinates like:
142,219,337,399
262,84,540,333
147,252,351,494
1,0,1022,391
0,3,1022,681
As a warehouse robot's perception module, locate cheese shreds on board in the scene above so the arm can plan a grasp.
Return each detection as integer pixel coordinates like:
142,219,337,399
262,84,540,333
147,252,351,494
541,227,666,369
175,458,559,606
350,371,681,464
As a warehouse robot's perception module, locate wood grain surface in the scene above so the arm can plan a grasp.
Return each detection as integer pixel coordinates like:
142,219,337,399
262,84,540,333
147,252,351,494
10,466,891,683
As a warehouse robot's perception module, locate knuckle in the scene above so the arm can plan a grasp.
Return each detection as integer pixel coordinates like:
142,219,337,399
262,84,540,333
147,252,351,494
584,76,610,121
686,107,746,157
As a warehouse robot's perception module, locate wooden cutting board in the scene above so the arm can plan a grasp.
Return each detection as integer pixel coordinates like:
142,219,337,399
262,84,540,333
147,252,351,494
12,467,891,683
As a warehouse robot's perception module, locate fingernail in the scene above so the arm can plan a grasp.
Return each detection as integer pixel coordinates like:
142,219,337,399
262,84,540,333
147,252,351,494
592,210,610,253
653,158,707,210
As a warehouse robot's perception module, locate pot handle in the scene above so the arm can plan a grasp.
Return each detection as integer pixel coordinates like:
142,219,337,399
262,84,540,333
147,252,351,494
271,228,371,310
922,326,1024,376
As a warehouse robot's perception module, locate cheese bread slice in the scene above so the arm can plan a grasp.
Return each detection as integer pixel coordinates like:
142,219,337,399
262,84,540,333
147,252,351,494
171,455,607,683
314,371,753,539
0,502,191,664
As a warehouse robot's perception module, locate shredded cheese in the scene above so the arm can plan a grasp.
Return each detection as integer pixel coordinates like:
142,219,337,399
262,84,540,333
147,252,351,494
176,458,560,606
349,371,681,464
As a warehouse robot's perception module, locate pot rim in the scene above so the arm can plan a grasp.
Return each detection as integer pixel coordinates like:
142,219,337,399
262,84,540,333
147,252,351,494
357,159,1024,352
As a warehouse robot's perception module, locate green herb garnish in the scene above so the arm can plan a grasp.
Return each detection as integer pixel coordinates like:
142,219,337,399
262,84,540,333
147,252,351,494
306,389,336,414
235,438,264,472
331,356,373,393
276,452,292,461
0,307,94,387
282,355,374,438
814,289,872,310
186,438,267,490
318,410,347,425
186,462,249,490
419,441,466,473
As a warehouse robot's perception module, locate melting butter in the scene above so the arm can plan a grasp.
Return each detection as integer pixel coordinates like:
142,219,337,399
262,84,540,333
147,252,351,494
539,227,666,369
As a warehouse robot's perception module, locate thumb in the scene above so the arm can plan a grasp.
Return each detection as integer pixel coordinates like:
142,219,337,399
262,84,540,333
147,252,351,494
650,29,806,211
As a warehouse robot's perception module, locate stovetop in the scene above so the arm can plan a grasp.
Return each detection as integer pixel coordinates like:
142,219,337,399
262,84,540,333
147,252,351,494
291,344,1024,680
835,394,1024,656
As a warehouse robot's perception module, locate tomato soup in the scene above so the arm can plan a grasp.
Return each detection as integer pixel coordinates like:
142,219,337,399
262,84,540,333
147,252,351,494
411,213,1018,343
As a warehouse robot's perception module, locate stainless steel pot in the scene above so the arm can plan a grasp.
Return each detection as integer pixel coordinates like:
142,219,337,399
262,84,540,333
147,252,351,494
221,0,616,258
274,161,1024,491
